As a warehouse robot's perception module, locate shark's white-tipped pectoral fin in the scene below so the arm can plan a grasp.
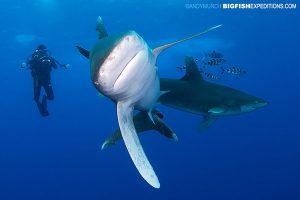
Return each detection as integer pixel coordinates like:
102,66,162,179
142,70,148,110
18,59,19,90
153,24,222,59
101,140,111,150
208,107,226,114
117,101,160,189
160,90,170,96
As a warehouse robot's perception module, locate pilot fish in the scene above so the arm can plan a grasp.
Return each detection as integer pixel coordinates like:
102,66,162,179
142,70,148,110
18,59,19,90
176,66,186,72
202,58,226,67
200,69,220,81
221,67,246,75
205,50,224,58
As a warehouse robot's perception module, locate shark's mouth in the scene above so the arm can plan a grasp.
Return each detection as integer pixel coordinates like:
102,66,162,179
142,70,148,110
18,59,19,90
240,105,256,112
112,48,148,95
95,33,146,95
241,102,268,112
113,49,142,89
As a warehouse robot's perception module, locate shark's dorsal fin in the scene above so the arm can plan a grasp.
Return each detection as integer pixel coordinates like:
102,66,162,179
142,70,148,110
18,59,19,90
181,56,204,82
96,16,108,39
76,46,90,59
152,24,222,60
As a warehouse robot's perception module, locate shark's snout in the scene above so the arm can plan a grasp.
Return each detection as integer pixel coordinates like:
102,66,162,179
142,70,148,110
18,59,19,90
241,99,268,112
253,100,269,108
92,31,146,96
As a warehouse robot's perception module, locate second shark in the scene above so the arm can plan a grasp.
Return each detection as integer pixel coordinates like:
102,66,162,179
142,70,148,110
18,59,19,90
102,56,268,148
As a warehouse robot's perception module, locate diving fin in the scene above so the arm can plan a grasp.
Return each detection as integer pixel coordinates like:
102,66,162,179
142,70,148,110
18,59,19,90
42,95,47,108
116,101,160,189
36,98,49,117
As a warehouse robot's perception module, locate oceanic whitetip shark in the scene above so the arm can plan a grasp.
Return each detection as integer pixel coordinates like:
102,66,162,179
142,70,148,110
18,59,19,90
102,56,268,148
160,56,268,126
77,16,222,188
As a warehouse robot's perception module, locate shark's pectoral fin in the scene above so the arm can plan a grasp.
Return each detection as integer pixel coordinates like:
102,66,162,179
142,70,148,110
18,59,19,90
98,92,105,99
198,116,218,133
101,129,122,150
101,139,115,150
148,111,155,125
101,112,150,151
153,113,178,141
152,24,222,60
208,107,226,114
117,101,160,189
76,46,90,59
101,110,177,150
160,90,170,96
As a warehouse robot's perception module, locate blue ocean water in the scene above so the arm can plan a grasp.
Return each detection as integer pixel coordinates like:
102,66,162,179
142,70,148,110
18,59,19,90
0,0,299,199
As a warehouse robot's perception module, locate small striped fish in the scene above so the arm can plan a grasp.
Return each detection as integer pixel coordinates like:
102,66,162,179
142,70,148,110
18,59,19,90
176,66,186,72
221,67,246,75
205,50,224,59
200,69,220,81
202,58,226,67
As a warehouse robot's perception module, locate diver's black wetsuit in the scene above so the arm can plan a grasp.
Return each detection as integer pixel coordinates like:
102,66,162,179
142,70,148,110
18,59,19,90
26,48,57,116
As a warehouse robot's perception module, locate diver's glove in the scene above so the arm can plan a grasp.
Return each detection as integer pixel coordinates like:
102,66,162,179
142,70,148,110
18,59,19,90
62,64,70,69
21,62,27,68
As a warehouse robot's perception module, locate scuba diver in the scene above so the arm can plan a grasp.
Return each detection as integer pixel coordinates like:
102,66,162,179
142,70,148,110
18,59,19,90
21,44,69,117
